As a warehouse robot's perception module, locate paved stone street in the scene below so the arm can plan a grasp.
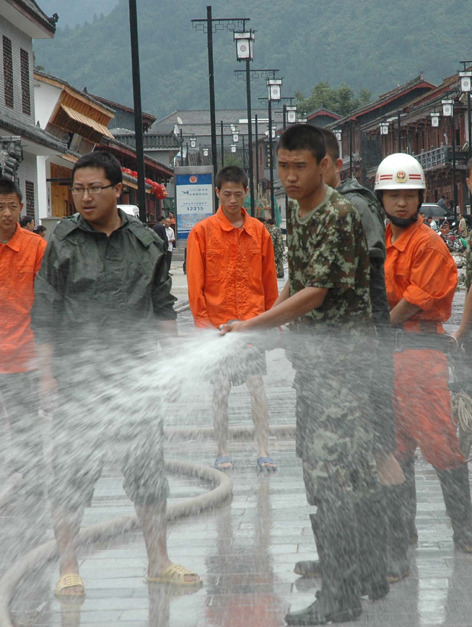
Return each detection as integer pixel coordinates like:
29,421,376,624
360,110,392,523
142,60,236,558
2,261,472,626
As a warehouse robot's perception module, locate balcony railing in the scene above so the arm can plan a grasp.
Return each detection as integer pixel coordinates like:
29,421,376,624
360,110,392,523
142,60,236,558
414,146,468,170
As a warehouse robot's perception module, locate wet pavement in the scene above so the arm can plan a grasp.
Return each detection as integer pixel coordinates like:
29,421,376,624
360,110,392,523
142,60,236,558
3,260,472,626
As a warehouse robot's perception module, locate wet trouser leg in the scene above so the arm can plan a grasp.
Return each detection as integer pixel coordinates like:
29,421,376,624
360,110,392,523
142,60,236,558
354,489,389,600
435,464,472,551
400,457,418,543
383,483,410,582
286,496,362,626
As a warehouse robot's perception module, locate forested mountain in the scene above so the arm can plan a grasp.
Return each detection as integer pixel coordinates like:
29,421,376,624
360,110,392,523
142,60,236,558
34,0,471,120
38,0,119,27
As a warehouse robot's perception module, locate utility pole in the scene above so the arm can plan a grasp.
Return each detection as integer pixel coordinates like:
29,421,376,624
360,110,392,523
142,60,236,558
128,0,146,223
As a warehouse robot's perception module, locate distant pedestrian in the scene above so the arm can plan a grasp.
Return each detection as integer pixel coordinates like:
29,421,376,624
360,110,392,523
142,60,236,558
34,225,47,238
152,215,168,250
19,215,34,231
459,213,468,239
165,217,175,272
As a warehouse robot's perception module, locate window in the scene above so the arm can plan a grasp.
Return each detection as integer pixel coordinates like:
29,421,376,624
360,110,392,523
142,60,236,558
20,49,31,115
25,181,35,219
3,36,13,108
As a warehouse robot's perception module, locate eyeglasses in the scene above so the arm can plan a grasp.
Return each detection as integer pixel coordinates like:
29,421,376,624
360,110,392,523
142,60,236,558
70,184,115,196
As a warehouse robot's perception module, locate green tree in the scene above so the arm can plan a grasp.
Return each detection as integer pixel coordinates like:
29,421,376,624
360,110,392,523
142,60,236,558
296,82,371,117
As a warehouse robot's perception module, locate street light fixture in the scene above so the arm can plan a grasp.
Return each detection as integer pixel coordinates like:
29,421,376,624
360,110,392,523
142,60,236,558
460,70,472,159
235,29,255,216
190,136,197,149
267,77,282,220
441,98,458,222
231,144,237,153
286,105,297,125
430,112,440,127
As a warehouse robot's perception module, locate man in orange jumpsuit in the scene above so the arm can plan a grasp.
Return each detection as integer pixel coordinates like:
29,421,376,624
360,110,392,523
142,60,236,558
186,165,279,471
0,177,46,495
376,153,472,554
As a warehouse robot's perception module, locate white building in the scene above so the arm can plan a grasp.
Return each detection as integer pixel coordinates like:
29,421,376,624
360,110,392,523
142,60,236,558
0,0,66,222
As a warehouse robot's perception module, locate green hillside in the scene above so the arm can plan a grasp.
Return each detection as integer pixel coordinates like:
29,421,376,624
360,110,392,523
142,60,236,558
37,0,119,27
34,0,471,119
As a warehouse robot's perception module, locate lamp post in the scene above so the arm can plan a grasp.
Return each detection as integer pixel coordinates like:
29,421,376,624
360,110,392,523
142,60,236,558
442,98,458,223
128,0,146,223
192,10,249,202
460,69,472,160
267,77,282,220
235,30,255,216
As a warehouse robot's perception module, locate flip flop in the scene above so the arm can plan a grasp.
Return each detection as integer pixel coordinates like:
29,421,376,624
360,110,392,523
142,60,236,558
257,456,277,472
215,455,233,470
147,563,202,587
55,573,85,597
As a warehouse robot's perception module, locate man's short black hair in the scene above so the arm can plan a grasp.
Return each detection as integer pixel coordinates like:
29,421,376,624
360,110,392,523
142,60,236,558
19,215,34,227
72,151,123,185
34,225,46,233
267,218,275,225
215,165,248,190
321,128,340,161
277,124,326,163
157,215,166,222
0,177,22,201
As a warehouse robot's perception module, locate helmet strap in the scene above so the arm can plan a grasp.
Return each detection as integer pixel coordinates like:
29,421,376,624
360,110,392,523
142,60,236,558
384,209,419,228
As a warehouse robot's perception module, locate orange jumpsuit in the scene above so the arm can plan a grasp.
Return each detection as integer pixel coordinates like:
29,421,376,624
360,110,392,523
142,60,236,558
186,207,278,328
385,217,463,470
0,226,46,373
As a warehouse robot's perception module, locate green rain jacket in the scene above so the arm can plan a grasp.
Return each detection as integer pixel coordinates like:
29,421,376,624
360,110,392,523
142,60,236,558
32,210,176,357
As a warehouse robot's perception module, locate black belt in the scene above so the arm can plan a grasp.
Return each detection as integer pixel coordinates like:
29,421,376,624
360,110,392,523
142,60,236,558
393,330,456,353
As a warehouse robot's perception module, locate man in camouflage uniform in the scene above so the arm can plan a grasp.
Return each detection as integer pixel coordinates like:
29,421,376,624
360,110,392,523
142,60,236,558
265,218,285,278
221,125,383,625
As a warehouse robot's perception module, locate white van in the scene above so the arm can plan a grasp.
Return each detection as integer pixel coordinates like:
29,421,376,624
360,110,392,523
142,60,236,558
117,204,140,218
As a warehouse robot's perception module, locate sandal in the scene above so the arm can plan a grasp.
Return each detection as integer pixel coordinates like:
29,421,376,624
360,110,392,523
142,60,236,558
257,456,277,472
55,573,85,597
147,563,202,587
214,455,233,470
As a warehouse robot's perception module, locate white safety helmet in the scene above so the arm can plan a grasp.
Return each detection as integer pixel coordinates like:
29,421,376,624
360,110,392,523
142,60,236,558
374,153,426,191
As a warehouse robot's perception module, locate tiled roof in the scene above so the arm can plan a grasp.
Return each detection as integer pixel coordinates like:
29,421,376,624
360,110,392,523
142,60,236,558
153,108,271,137
10,0,56,34
1,110,67,152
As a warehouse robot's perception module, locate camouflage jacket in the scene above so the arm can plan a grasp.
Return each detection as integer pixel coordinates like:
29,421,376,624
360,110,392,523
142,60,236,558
267,224,285,264
287,186,372,329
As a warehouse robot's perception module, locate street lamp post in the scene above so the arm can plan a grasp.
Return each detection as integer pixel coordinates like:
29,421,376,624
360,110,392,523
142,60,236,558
235,30,255,216
128,0,147,223
267,77,282,221
460,69,472,160
192,10,249,208
442,98,458,223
